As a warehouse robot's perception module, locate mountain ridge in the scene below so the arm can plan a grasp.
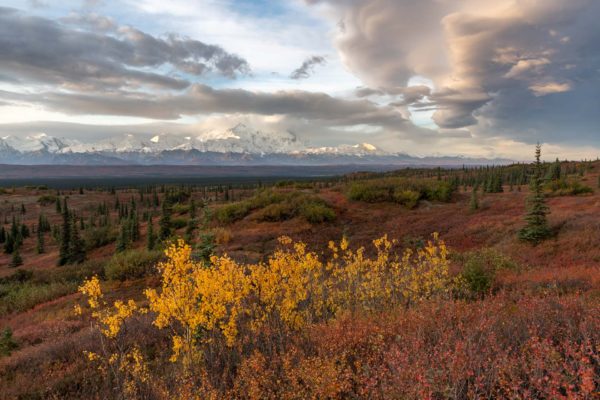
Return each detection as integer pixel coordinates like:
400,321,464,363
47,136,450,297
0,125,512,166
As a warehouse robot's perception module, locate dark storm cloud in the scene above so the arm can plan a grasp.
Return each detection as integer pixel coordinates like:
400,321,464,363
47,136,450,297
306,0,600,146
290,56,326,79
0,7,250,92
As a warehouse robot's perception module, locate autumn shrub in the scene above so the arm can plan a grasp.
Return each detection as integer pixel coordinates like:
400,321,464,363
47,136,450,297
104,249,162,281
212,227,232,244
77,234,453,393
230,294,600,400
348,177,454,207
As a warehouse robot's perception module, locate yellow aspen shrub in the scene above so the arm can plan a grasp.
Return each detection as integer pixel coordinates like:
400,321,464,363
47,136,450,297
251,237,327,332
145,239,252,366
78,276,139,339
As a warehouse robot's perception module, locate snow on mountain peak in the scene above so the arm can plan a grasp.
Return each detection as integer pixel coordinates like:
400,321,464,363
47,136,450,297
0,125,388,158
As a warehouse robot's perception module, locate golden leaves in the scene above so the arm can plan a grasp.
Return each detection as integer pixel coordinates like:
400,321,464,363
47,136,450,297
78,233,453,370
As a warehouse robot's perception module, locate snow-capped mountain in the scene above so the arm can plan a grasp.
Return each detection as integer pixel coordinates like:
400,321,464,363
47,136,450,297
1,133,76,153
0,125,511,166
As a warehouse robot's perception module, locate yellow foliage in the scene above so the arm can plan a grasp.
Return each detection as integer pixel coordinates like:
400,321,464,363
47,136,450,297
79,233,454,374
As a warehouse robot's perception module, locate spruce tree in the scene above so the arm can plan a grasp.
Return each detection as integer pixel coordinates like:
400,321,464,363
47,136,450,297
550,158,561,181
116,223,129,253
10,247,23,268
58,199,71,266
36,226,45,254
146,217,156,251
469,188,479,211
68,218,86,264
519,144,551,244
159,200,172,240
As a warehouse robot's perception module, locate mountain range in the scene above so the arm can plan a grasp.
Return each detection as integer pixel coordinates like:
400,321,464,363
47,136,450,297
0,123,511,166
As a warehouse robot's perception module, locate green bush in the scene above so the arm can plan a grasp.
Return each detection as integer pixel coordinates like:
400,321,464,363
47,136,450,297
171,217,188,230
545,178,593,196
216,202,252,224
84,226,117,251
458,249,519,298
104,249,162,281
0,328,18,357
348,178,454,207
392,190,421,209
172,203,190,215
300,202,336,223
0,282,77,317
37,194,58,206
216,189,336,224
255,202,296,222
38,259,107,284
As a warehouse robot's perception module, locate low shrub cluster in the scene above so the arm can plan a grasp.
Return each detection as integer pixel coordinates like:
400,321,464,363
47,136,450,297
104,249,163,281
76,234,453,397
545,178,593,196
454,248,520,298
83,226,117,251
37,194,58,206
216,189,335,224
0,281,77,317
347,178,454,208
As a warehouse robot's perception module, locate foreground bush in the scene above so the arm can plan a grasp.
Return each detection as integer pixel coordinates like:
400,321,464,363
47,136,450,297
231,295,599,399
348,178,454,208
77,234,452,396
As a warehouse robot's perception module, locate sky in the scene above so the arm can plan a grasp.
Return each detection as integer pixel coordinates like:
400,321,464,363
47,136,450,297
0,0,599,160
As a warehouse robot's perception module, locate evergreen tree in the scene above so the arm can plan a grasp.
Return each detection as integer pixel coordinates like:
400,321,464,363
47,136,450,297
36,226,45,254
58,199,71,266
550,158,561,181
146,217,156,251
470,188,479,211
68,218,86,264
519,144,551,244
3,233,14,254
116,223,129,253
159,200,172,240
9,246,23,268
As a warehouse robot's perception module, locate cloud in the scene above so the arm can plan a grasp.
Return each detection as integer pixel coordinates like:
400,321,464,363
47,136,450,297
305,0,600,146
0,7,250,92
0,84,413,132
290,55,327,79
